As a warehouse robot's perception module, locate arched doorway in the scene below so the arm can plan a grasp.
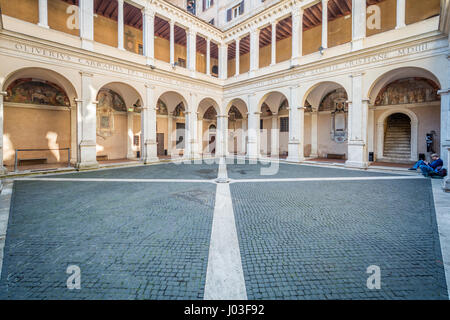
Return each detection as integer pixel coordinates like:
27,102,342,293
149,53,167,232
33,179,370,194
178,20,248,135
2,68,77,171
383,113,412,162
197,98,220,156
303,82,349,161
258,91,289,158
208,124,216,154
95,83,142,162
226,98,248,156
228,106,244,155
369,69,441,164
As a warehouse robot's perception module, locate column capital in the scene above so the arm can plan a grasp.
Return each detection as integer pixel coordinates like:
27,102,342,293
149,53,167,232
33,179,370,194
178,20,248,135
141,7,155,18
0,91,7,97
438,88,450,95
145,83,156,89
350,72,365,78
169,19,175,26
79,71,94,78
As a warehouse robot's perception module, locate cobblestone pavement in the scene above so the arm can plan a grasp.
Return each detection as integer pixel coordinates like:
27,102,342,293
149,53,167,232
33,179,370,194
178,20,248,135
39,161,219,180
226,159,402,180
231,179,448,299
0,161,448,300
0,180,215,299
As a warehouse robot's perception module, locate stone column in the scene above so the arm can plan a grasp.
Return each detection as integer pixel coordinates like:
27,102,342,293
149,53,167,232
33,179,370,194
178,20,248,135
142,7,155,65
0,92,6,174
291,8,303,66
250,27,260,75
187,94,198,158
77,72,98,169
310,110,318,158
142,84,158,163
70,101,77,165
219,43,228,79
271,21,277,66
187,29,197,76
346,73,369,168
79,0,94,50
216,114,227,157
38,0,49,28
117,0,124,50
197,115,204,155
352,0,366,51
127,112,134,159
206,38,211,76
321,0,328,49
286,86,304,162
247,95,258,159
271,113,279,157
438,88,450,191
167,112,173,156
368,106,375,161
396,0,406,29
241,115,247,155
235,38,240,76
170,20,175,65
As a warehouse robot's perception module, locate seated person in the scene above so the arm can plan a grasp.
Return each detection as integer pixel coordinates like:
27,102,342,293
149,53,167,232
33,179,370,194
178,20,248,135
409,154,443,176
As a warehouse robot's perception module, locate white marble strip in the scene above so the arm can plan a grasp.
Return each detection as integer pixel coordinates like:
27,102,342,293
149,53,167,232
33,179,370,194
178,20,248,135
0,181,14,279
204,158,247,300
431,180,450,299
15,178,215,184
230,175,425,184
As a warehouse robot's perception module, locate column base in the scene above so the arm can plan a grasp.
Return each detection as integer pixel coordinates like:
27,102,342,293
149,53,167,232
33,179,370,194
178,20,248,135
309,153,318,159
77,140,98,170
286,141,304,163
143,157,159,164
351,38,364,51
0,166,7,176
76,161,99,170
443,177,450,192
345,160,369,169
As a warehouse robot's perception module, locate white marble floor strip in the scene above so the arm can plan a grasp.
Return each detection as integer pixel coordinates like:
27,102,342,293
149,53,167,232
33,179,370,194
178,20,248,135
431,180,450,299
0,181,13,279
204,158,247,300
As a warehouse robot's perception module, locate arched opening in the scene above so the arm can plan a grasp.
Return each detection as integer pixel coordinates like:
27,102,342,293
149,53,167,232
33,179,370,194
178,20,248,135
258,91,289,158
197,98,220,156
203,106,217,155
226,98,248,156
369,68,441,164
95,83,142,162
304,82,349,162
157,91,188,158
2,68,77,171
383,113,412,162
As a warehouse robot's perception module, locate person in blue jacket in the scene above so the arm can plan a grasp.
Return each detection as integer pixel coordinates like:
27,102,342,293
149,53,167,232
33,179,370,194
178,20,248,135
409,153,444,176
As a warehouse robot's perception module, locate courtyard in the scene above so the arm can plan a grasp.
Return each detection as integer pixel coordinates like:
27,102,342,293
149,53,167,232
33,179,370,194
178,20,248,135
0,159,448,300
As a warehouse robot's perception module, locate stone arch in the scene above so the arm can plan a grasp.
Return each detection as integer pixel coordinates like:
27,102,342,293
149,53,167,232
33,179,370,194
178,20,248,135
303,81,350,159
367,67,441,105
225,98,249,156
2,67,78,169
95,82,143,161
197,97,220,118
376,108,419,162
257,91,289,114
156,90,189,113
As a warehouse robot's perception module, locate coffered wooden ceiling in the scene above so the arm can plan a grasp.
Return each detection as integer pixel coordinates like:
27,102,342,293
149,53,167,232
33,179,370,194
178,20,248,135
61,0,386,61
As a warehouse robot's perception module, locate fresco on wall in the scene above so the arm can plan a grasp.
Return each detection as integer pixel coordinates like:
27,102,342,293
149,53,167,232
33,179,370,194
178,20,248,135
375,78,440,106
96,89,127,138
228,106,243,120
5,79,70,107
261,103,273,116
157,100,168,115
204,106,217,120
173,103,185,117
319,89,348,112
279,99,289,112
